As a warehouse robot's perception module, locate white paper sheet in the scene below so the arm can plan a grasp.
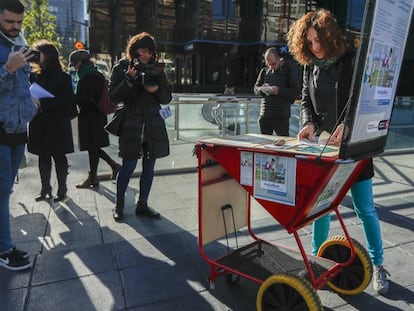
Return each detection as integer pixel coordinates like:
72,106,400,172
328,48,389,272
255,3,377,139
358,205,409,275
30,83,55,99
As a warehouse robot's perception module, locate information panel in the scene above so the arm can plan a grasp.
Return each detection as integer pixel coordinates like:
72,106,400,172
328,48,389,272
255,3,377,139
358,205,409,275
339,0,414,159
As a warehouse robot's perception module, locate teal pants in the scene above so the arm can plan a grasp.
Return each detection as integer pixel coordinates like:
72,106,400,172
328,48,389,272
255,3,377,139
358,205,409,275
311,178,384,266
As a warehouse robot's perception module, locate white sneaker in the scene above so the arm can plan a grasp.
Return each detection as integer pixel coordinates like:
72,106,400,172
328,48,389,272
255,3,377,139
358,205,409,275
373,265,390,294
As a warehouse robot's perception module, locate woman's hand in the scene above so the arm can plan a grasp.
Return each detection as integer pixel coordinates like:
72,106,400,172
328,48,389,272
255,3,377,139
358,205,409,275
328,123,345,145
297,123,315,140
125,66,138,87
144,85,159,93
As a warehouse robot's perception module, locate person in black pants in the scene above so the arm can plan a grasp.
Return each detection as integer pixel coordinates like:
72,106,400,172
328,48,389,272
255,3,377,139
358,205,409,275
28,40,74,202
69,49,121,188
253,47,300,136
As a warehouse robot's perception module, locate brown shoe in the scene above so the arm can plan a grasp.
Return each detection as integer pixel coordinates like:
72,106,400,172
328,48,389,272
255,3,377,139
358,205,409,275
75,172,99,188
110,162,121,180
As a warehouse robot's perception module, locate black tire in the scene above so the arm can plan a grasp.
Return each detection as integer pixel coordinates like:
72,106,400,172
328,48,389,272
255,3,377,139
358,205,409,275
317,235,373,295
257,273,323,311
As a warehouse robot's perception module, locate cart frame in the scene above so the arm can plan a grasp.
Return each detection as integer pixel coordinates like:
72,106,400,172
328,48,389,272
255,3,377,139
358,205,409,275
196,135,373,309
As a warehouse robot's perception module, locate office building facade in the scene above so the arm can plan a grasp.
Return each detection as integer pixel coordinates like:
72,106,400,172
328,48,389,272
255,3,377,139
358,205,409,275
87,0,413,151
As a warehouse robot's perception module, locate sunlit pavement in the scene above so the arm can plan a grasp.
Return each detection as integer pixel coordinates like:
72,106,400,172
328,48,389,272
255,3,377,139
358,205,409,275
2,128,414,310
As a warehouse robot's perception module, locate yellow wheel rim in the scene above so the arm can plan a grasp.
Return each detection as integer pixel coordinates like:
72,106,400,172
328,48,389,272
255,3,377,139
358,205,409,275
257,273,323,311
317,235,373,295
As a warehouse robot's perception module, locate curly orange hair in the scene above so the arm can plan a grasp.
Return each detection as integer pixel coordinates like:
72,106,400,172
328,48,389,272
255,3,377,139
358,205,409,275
287,9,348,65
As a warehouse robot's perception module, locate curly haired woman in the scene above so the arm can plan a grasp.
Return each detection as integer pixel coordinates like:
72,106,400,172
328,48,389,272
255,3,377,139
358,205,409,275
287,9,389,295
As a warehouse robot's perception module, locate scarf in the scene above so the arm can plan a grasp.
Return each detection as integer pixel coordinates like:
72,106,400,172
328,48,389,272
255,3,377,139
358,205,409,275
312,56,338,69
74,61,97,94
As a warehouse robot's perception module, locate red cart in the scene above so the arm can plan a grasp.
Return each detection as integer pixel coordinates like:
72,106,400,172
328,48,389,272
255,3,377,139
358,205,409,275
196,134,373,310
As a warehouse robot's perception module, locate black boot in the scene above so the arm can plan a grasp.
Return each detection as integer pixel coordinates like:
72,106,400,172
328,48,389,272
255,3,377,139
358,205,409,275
36,157,52,201
54,160,68,202
135,200,160,218
112,197,124,221
35,189,53,201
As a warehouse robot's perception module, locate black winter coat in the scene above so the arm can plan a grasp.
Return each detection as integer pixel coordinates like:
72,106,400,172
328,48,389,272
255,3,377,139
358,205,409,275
28,71,74,156
301,52,374,181
253,59,300,118
74,69,110,151
109,58,171,160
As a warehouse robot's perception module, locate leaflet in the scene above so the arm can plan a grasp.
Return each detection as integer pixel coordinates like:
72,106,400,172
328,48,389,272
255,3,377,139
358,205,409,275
30,83,55,99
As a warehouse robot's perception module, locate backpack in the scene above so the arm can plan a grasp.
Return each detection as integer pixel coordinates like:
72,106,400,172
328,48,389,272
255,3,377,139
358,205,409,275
97,79,117,114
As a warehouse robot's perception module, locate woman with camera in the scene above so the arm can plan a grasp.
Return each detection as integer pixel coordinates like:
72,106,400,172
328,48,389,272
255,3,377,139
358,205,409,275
108,32,171,221
28,40,74,202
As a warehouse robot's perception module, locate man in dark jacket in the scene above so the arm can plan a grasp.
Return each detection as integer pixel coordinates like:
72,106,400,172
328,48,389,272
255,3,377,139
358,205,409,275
0,0,37,271
109,32,172,221
254,47,300,136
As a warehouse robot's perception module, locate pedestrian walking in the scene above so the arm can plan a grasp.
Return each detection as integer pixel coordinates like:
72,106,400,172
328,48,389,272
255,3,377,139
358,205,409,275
69,49,121,188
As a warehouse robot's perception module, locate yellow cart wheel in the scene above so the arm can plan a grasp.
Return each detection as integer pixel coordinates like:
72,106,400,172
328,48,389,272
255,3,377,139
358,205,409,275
317,235,373,295
257,273,323,311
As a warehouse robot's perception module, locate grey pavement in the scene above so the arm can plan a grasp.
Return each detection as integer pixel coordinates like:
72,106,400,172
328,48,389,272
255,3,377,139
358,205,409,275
2,131,414,311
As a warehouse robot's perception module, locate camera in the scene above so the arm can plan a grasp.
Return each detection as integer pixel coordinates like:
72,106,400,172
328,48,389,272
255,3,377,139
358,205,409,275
130,58,165,86
27,50,41,63
131,58,165,75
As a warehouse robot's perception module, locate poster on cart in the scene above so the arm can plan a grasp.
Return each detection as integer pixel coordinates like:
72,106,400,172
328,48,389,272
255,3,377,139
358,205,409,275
253,153,297,205
240,151,253,186
340,0,414,159
308,162,358,217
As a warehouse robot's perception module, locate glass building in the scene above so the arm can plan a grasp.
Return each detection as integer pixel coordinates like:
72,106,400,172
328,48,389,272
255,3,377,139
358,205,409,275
88,0,414,151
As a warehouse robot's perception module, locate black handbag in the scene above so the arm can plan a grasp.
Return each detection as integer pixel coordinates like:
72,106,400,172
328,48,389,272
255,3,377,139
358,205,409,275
104,104,126,136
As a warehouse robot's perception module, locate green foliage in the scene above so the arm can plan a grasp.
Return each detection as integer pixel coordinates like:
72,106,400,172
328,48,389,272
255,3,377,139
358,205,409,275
21,0,61,49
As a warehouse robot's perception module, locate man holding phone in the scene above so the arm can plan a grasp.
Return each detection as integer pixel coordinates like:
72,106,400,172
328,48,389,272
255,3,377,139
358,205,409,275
0,0,38,271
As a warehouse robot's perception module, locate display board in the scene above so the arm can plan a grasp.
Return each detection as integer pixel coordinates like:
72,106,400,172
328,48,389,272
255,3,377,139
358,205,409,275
339,0,414,159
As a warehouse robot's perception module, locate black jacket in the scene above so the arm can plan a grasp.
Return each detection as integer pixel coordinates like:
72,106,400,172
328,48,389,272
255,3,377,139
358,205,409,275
301,52,374,180
28,71,74,156
254,59,300,118
108,58,171,160
74,69,110,151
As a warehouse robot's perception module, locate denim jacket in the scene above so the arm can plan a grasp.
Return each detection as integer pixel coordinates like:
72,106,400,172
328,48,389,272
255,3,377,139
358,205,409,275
0,32,37,134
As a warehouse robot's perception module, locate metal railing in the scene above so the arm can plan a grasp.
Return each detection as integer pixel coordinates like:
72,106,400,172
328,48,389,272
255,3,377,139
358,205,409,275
167,94,301,142
166,94,414,153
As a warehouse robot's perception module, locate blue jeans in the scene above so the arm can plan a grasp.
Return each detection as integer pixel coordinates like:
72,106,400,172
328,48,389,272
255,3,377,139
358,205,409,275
311,178,384,266
0,144,25,253
116,156,156,203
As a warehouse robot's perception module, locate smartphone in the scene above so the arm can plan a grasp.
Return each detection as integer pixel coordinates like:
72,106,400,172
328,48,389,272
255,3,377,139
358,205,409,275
27,50,41,63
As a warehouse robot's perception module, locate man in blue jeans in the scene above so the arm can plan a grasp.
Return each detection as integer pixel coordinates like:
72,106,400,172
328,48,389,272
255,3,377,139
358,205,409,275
0,0,38,271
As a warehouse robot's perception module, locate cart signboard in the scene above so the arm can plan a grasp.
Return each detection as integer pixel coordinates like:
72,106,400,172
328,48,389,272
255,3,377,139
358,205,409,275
253,153,297,206
340,0,414,159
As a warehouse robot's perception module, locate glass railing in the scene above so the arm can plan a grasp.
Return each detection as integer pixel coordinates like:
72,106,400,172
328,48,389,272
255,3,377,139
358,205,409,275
166,94,301,143
385,96,414,152
165,94,414,153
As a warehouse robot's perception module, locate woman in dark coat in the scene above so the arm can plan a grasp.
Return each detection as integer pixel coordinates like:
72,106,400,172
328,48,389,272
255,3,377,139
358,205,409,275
109,32,171,221
28,40,74,202
69,49,120,188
